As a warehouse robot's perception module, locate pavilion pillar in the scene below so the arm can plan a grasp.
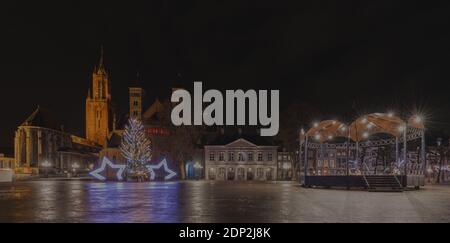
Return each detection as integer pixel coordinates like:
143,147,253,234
421,129,426,176
298,129,303,184
403,124,408,182
346,140,350,176
395,137,399,164
355,141,359,166
304,136,308,186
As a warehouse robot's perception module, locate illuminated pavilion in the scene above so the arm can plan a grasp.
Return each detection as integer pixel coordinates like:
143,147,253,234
300,113,426,191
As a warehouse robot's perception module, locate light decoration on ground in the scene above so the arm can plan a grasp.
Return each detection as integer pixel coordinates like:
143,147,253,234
90,157,177,181
146,158,177,180
89,157,126,181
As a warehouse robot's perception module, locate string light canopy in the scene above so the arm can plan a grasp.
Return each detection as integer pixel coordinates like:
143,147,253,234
305,113,425,142
306,120,348,143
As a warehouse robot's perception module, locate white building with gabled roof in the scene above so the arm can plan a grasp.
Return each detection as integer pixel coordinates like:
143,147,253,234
204,137,278,181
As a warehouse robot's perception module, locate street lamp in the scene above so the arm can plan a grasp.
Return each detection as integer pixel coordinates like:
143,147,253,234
41,160,51,178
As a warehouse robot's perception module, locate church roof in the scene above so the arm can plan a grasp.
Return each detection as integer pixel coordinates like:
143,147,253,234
107,130,124,148
143,99,165,124
20,106,61,131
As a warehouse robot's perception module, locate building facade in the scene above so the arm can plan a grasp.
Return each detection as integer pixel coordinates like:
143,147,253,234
277,151,294,180
205,138,278,181
14,107,101,175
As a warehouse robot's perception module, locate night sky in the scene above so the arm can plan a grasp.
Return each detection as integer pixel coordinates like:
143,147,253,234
1,0,450,149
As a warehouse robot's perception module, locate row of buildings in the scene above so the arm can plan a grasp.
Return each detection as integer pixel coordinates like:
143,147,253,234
2,49,296,181
4,49,447,182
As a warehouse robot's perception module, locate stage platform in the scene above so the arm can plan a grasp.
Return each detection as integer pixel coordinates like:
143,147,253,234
303,175,425,191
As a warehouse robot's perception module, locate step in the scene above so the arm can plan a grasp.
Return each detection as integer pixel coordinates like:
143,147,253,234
369,188,403,192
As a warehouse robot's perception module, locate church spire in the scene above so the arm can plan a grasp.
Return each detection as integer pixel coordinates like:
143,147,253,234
99,45,104,70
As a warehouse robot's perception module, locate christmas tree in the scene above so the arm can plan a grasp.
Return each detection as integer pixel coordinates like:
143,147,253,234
120,118,152,181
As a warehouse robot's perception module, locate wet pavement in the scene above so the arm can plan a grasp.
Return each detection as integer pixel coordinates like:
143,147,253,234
0,180,449,223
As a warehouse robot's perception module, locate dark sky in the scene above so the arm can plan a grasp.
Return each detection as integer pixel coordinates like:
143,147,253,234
1,0,450,148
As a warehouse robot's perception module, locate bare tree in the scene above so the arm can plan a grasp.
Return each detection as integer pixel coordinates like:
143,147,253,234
151,100,203,179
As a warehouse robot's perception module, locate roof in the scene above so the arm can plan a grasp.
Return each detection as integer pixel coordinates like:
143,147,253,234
305,113,425,142
143,99,166,125
107,130,124,148
20,106,61,131
207,134,276,146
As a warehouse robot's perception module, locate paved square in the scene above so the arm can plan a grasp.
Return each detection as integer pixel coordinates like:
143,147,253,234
0,180,449,222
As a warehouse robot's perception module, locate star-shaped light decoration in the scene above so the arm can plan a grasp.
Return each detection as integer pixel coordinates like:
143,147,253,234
90,157,126,181
146,158,177,180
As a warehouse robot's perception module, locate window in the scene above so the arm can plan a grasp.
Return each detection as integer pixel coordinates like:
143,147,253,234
218,168,226,179
228,152,234,161
237,168,245,180
133,101,139,106
248,153,254,161
219,152,224,161
330,160,336,168
257,168,264,179
266,168,273,180
209,168,216,180
209,153,215,161
227,167,235,180
258,153,263,161
238,153,245,161
268,153,273,161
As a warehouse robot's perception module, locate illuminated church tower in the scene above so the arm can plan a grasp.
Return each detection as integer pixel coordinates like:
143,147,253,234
86,47,110,146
